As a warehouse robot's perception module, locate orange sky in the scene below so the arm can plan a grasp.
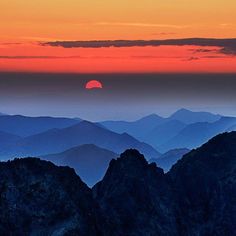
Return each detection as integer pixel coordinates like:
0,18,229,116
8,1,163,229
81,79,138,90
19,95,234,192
0,0,236,73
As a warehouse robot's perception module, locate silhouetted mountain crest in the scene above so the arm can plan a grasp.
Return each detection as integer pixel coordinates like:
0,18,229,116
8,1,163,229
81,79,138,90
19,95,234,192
94,132,236,235
167,132,236,235
0,157,99,235
93,149,174,235
170,131,236,176
98,149,164,177
105,149,164,178
1,132,236,235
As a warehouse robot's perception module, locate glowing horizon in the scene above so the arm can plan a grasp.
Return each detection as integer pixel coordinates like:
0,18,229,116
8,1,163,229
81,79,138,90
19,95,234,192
1,0,236,73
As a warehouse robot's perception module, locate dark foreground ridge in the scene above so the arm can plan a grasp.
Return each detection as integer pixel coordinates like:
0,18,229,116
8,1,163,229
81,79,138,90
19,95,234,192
0,132,236,235
0,158,99,235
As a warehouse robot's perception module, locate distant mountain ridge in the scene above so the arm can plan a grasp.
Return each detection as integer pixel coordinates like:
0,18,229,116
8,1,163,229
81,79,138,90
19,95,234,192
0,114,80,136
169,108,221,124
0,120,160,160
143,119,187,149
101,113,164,139
100,109,236,152
101,109,221,135
160,116,236,151
150,148,190,172
0,157,98,235
0,131,21,147
0,109,235,163
101,109,223,148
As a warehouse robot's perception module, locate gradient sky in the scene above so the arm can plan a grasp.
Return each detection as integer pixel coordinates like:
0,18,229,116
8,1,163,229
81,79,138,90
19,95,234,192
1,72,236,120
1,0,236,73
1,0,236,40
1,1,236,119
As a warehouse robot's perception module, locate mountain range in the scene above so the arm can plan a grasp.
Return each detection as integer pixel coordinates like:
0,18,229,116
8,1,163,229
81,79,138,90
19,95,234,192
101,109,236,152
0,120,159,160
0,115,79,136
0,132,235,235
169,108,221,124
101,108,221,138
0,109,236,177
160,116,236,151
100,113,164,139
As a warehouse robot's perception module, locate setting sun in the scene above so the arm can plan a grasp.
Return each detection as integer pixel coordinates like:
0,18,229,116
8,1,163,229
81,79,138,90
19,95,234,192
85,80,103,89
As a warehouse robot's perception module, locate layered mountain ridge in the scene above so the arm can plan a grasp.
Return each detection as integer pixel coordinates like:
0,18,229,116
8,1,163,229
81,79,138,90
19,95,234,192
0,132,235,235
0,120,160,160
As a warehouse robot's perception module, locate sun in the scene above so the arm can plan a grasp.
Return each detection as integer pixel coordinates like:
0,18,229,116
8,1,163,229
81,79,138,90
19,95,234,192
85,80,103,90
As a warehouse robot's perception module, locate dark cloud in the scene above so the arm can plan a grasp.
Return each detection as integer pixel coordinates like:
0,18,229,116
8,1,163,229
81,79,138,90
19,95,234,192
202,55,226,59
40,38,236,55
219,47,236,55
190,48,219,53
130,55,182,59
183,55,226,61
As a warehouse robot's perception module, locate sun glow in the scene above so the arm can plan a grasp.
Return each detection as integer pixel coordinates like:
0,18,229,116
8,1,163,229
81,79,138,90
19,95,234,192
85,80,103,89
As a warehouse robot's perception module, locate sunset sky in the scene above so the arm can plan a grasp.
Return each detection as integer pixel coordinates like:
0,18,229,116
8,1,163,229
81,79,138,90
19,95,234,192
1,0,236,73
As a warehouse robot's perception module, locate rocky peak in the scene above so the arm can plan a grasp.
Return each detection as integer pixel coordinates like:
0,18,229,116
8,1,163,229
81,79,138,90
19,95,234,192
93,149,176,236
96,149,164,188
0,158,99,236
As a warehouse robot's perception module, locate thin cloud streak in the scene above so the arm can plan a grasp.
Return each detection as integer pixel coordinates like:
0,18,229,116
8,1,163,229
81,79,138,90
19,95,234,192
40,38,236,56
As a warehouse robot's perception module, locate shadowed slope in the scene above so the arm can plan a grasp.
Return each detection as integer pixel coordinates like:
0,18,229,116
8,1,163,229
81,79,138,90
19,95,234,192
0,158,99,235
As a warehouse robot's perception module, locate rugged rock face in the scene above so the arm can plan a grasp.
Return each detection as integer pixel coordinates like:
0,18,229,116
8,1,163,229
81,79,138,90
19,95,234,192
0,158,99,236
0,132,236,236
93,149,178,236
93,133,236,236
169,132,236,236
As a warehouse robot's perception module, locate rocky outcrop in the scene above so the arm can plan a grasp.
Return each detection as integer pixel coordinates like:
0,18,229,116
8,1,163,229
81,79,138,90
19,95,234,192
0,158,99,236
168,132,236,236
93,149,177,235
94,132,236,236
